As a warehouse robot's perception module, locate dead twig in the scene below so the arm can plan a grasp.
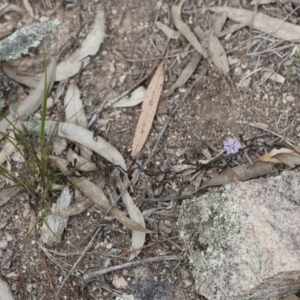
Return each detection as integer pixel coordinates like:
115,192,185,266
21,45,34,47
83,255,184,280
119,236,179,257
57,227,101,294
238,121,299,152
138,192,198,203
42,255,60,300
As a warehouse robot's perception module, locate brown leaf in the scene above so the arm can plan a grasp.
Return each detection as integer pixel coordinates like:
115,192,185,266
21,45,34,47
224,166,242,182
131,62,164,158
274,153,300,168
254,148,299,164
201,162,276,188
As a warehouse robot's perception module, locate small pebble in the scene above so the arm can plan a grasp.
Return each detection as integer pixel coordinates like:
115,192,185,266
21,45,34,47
286,95,294,102
46,97,54,108
183,279,193,287
4,232,12,241
39,16,49,22
112,274,128,289
0,240,8,249
233,66,242,77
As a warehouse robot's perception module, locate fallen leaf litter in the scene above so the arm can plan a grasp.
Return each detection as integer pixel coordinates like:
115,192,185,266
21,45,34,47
0,1,300,299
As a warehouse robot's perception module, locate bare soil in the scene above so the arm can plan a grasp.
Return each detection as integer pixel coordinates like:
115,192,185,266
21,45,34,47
1,0,300,299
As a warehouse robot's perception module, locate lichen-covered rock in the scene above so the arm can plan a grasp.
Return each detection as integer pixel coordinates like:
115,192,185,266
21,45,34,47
178,171,300,300
0,19,60,61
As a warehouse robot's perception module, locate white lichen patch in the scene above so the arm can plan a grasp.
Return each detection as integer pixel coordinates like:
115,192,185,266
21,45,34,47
177,184,242,282
0,19,60,61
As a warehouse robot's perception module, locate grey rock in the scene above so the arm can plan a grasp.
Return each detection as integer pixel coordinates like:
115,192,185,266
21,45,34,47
0,278,14,300
0,19,60,61
178,171,300,300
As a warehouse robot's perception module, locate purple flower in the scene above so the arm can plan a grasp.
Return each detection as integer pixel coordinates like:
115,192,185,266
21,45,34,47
223,137,242,155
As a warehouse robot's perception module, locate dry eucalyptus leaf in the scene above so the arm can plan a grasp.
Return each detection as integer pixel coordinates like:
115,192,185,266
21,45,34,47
131,62,164,158
162,53,202,99
250,0,275,4
64,83,92,160
217,23,247,38
171,0,207,58
41,187,72,246
201,162,276,188
54,198,93,216
194,25,229,76
282,295,300,300
109,86,146,108
64,82,88,128
116,177,146,260
170,164,197,177
0,59,57,140
66,148,98,172
209,6,300,41
50,156,152,233
274,153,300,168
55,5,105,81
44,122,127,170
212,12,227,35
156,21,181,39
23,0,34,17
263,71,285,84
0,4,23,16
254,148,299,164
2,62,39,88
34,121,123,169
0,187,23,207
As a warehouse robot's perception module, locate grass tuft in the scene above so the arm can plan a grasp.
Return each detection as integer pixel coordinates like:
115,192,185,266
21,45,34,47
0,49,78,242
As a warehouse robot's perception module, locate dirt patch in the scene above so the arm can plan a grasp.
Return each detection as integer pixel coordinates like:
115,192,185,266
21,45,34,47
1,0,300,299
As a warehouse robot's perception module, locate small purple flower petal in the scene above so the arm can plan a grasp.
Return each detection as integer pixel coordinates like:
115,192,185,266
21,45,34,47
223,137,242,155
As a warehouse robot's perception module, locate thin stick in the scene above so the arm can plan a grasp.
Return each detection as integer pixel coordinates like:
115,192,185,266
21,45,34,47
83,255,184,280
138,193,197,203
42,255,60,300
238,121,299,152
119,236,179,257
57,227,101,294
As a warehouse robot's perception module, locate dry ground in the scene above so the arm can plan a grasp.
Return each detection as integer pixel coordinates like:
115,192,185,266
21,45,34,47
1,0,300,299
